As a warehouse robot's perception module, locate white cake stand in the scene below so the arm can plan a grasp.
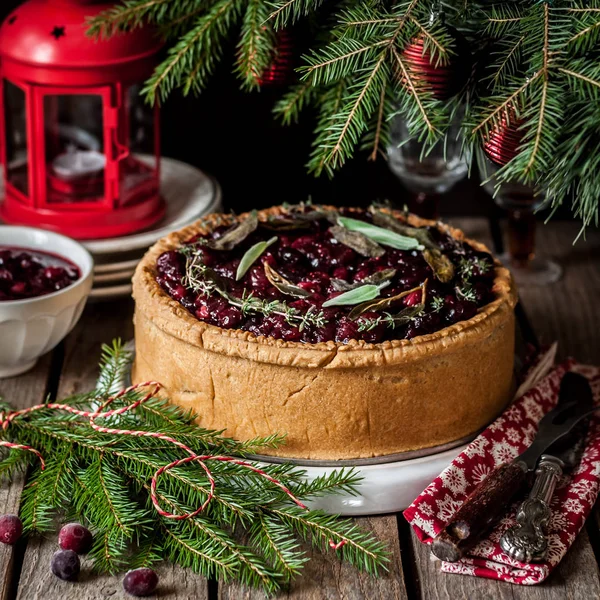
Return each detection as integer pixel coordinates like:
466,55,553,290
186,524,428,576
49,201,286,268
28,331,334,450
248,442,469,516
119,342,468,516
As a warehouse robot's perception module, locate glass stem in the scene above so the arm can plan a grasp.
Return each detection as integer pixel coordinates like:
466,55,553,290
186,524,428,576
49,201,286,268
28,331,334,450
507,208,536,268
409,192,441,220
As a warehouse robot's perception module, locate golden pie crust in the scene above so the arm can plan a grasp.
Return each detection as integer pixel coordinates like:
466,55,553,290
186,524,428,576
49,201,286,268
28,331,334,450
132,207,517,460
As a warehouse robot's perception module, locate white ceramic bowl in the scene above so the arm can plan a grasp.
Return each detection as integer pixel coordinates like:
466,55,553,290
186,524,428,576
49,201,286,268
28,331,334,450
0,227,94,378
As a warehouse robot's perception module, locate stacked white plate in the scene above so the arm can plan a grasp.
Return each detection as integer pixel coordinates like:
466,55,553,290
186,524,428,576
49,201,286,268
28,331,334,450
85,157,222,300
0,157,222,301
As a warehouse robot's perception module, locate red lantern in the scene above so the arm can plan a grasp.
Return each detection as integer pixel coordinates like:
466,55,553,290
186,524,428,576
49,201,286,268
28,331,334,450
0,0,166,239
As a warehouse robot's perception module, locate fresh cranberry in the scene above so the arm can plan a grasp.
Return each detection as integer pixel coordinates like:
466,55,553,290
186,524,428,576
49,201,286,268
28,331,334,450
403,290,422,307
446,300,478,323
156,251,183,280
58,523,93,554
277,246,306,268
216,306,243,328
0,514,22,545
248,264,269,292
335,317,359,343
330,245,355,267
297,281,321,296
123,568,159,597
355,312,386,343
50,549,80,581
332,267,349,281
214,261,238,280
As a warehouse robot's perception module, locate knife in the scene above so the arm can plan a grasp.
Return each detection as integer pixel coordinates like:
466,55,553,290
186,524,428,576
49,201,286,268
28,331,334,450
500,373,594,562
431,372,595,563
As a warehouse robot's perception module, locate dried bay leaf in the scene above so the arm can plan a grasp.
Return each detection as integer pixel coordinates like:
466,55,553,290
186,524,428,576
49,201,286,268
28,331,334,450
329,225,385,257
423,248,455,283
330,268,397,292
264,262,311,298
206,211,259,251
236,236,277,281
348,281,426,319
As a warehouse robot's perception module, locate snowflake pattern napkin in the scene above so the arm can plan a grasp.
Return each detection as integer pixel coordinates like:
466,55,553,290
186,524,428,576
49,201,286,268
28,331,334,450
404,359,600,585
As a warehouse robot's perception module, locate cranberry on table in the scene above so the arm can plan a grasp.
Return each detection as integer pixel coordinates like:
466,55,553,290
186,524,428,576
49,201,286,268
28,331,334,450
0,514,23,545
123,567,159,597
51,549,80,581
58,523,93,554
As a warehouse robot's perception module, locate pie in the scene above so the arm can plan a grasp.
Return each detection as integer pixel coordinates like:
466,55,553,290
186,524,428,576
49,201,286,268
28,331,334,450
132,205,517,460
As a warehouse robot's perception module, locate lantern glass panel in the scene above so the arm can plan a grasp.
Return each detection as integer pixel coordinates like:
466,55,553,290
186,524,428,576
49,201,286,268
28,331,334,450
3,80,29,197
44,94,105,203
120,85,157,206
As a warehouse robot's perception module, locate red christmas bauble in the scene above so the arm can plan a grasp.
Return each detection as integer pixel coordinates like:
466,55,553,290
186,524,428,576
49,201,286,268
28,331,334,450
257,30,294,87
401,32,469,100
483,114,524,166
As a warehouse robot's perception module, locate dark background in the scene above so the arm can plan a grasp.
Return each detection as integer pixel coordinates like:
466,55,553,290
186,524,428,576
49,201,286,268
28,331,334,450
0,1,565,221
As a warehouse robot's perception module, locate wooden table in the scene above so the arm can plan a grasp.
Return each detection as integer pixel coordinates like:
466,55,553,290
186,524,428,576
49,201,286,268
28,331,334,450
1,219,599,600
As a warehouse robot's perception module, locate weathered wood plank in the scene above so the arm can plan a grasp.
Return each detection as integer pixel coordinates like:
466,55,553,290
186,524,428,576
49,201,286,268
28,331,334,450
0,355,52,600
15,301,209,600
219,516,407,600
411,525,600,600
407,219,600,597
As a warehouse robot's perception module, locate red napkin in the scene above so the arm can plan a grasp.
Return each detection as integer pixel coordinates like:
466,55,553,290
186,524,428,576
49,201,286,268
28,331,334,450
403,358,600,584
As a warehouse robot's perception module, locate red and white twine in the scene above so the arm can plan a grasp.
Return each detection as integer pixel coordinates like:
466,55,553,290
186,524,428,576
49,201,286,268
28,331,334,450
0,382,346,550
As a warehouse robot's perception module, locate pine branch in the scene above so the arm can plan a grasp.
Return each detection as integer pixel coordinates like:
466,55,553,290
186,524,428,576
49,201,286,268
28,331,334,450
236,0,276,89
0,339,391,592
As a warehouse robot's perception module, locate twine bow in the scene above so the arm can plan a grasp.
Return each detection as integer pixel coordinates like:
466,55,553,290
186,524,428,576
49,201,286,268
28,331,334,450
0,382,347,551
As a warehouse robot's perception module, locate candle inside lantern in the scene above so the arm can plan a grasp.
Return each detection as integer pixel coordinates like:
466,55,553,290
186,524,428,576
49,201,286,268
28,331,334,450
52,146,106,180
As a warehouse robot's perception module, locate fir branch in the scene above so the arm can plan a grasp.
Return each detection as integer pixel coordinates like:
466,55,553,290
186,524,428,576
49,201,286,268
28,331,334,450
2,340,389,591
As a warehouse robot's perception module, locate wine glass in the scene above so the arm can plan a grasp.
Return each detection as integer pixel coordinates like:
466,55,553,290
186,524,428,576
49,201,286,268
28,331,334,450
387,110,469,219
479,156,562,286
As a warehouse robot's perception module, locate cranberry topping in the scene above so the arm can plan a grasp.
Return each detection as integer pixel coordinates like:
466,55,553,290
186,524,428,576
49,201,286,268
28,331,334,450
155,209,496,344
0,247,80,302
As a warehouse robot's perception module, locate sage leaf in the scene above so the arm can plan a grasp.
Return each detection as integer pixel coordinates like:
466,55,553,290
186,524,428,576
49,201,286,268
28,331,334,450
329,225,385,257
348,281,426,319
371,209,435,249
370,208,455,282
330,268,397,292
337,217,423,251
207,211,258,251
423,248,455,283
236,236,277,281
322,283,388,308
264,262,311,298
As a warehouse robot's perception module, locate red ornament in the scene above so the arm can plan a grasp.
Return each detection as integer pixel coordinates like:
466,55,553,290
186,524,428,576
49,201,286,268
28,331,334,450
0,0,166,239
257,31,294,87
483,113,524,166
401,32,469,100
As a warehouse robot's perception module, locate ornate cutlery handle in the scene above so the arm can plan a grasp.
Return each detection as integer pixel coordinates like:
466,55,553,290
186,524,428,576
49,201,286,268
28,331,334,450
500,455,563,563
431,460,528,562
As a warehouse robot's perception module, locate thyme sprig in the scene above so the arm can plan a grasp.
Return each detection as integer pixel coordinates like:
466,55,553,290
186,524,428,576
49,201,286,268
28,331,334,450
182,251,328,331
356,305,425,332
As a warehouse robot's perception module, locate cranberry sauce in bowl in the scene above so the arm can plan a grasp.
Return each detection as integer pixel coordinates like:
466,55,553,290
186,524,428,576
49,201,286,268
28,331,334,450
0,247,80,301
155,206,497,344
